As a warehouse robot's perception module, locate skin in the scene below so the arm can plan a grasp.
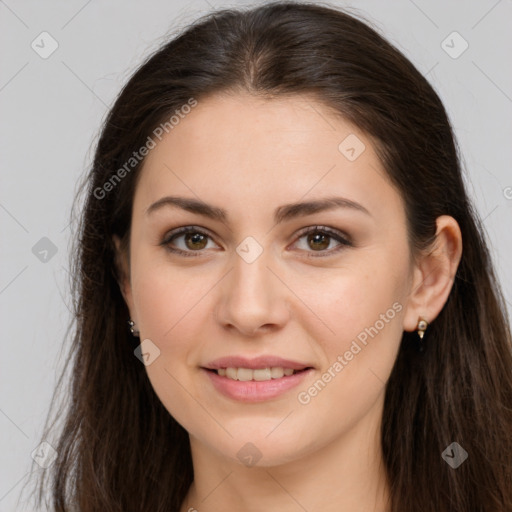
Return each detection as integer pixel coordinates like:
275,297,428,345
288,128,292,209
114,93,462,512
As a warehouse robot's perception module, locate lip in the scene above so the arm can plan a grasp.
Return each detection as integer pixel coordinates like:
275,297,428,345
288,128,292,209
204,355,312,371
202,367,314,402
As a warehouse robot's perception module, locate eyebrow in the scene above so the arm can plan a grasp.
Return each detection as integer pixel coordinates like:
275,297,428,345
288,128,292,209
145,195,371,223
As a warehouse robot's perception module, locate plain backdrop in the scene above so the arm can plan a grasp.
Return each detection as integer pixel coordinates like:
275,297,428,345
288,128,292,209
1,0,511,510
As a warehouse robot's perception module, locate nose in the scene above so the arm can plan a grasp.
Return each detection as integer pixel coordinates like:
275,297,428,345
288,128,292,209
215,248,291,337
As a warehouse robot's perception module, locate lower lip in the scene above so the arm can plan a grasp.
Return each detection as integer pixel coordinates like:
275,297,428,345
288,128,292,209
202,368,313,403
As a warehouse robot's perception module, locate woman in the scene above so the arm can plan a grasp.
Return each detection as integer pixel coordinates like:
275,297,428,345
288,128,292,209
33,2,512,511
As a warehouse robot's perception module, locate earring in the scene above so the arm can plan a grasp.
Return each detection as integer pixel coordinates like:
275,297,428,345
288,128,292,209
417,318,428,339
128,319,140,337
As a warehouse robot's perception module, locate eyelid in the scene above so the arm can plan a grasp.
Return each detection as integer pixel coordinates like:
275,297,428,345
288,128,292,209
293,225,350,241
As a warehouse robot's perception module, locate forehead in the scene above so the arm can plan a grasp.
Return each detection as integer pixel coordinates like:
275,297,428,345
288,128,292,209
150,93,354,164
134,92,403,223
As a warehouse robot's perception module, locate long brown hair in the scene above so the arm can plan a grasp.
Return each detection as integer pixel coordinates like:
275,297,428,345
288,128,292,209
29,2,512,510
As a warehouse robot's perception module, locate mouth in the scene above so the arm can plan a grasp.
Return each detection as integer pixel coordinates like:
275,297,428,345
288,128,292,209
204,366,312,381
201,356,314,402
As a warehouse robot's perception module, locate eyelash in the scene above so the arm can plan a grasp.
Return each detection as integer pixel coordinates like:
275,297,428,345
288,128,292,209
160,225,353,258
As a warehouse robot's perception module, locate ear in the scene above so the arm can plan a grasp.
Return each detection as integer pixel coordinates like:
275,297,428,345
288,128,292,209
112,234,135,318
402,215,463,332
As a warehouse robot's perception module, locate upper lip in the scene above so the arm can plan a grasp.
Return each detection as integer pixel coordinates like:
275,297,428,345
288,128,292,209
204,356,313,371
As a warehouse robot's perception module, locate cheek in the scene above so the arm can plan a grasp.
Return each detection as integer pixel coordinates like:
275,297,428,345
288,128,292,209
297,252,407,399
297,252,407,344
130,258,207,392
130,262,215,430
290,270,405,441
131,254,210,339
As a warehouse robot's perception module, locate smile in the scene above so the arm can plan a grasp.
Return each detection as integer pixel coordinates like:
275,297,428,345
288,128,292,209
214,367,299,381
202,367,313,402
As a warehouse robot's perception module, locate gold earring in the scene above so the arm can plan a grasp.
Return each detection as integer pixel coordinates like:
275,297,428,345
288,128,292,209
417,318,428,339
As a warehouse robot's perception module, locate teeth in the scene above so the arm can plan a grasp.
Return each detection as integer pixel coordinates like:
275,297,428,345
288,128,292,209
226,367,237,379
215,367,300,381
271,367,284,378
253,368,272,381
237,368,253,382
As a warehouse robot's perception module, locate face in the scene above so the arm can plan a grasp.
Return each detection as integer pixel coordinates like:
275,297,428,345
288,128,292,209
117,93,416,467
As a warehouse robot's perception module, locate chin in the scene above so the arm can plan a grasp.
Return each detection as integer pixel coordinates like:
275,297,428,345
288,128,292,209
197,427,317,468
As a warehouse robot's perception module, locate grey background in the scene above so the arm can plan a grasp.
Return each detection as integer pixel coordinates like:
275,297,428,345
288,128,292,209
1,0,511,510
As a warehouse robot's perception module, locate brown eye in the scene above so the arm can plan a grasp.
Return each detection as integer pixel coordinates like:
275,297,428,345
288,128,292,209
161,226,219,256
307,232,331,251
184,232,208,250
293,226,352,256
